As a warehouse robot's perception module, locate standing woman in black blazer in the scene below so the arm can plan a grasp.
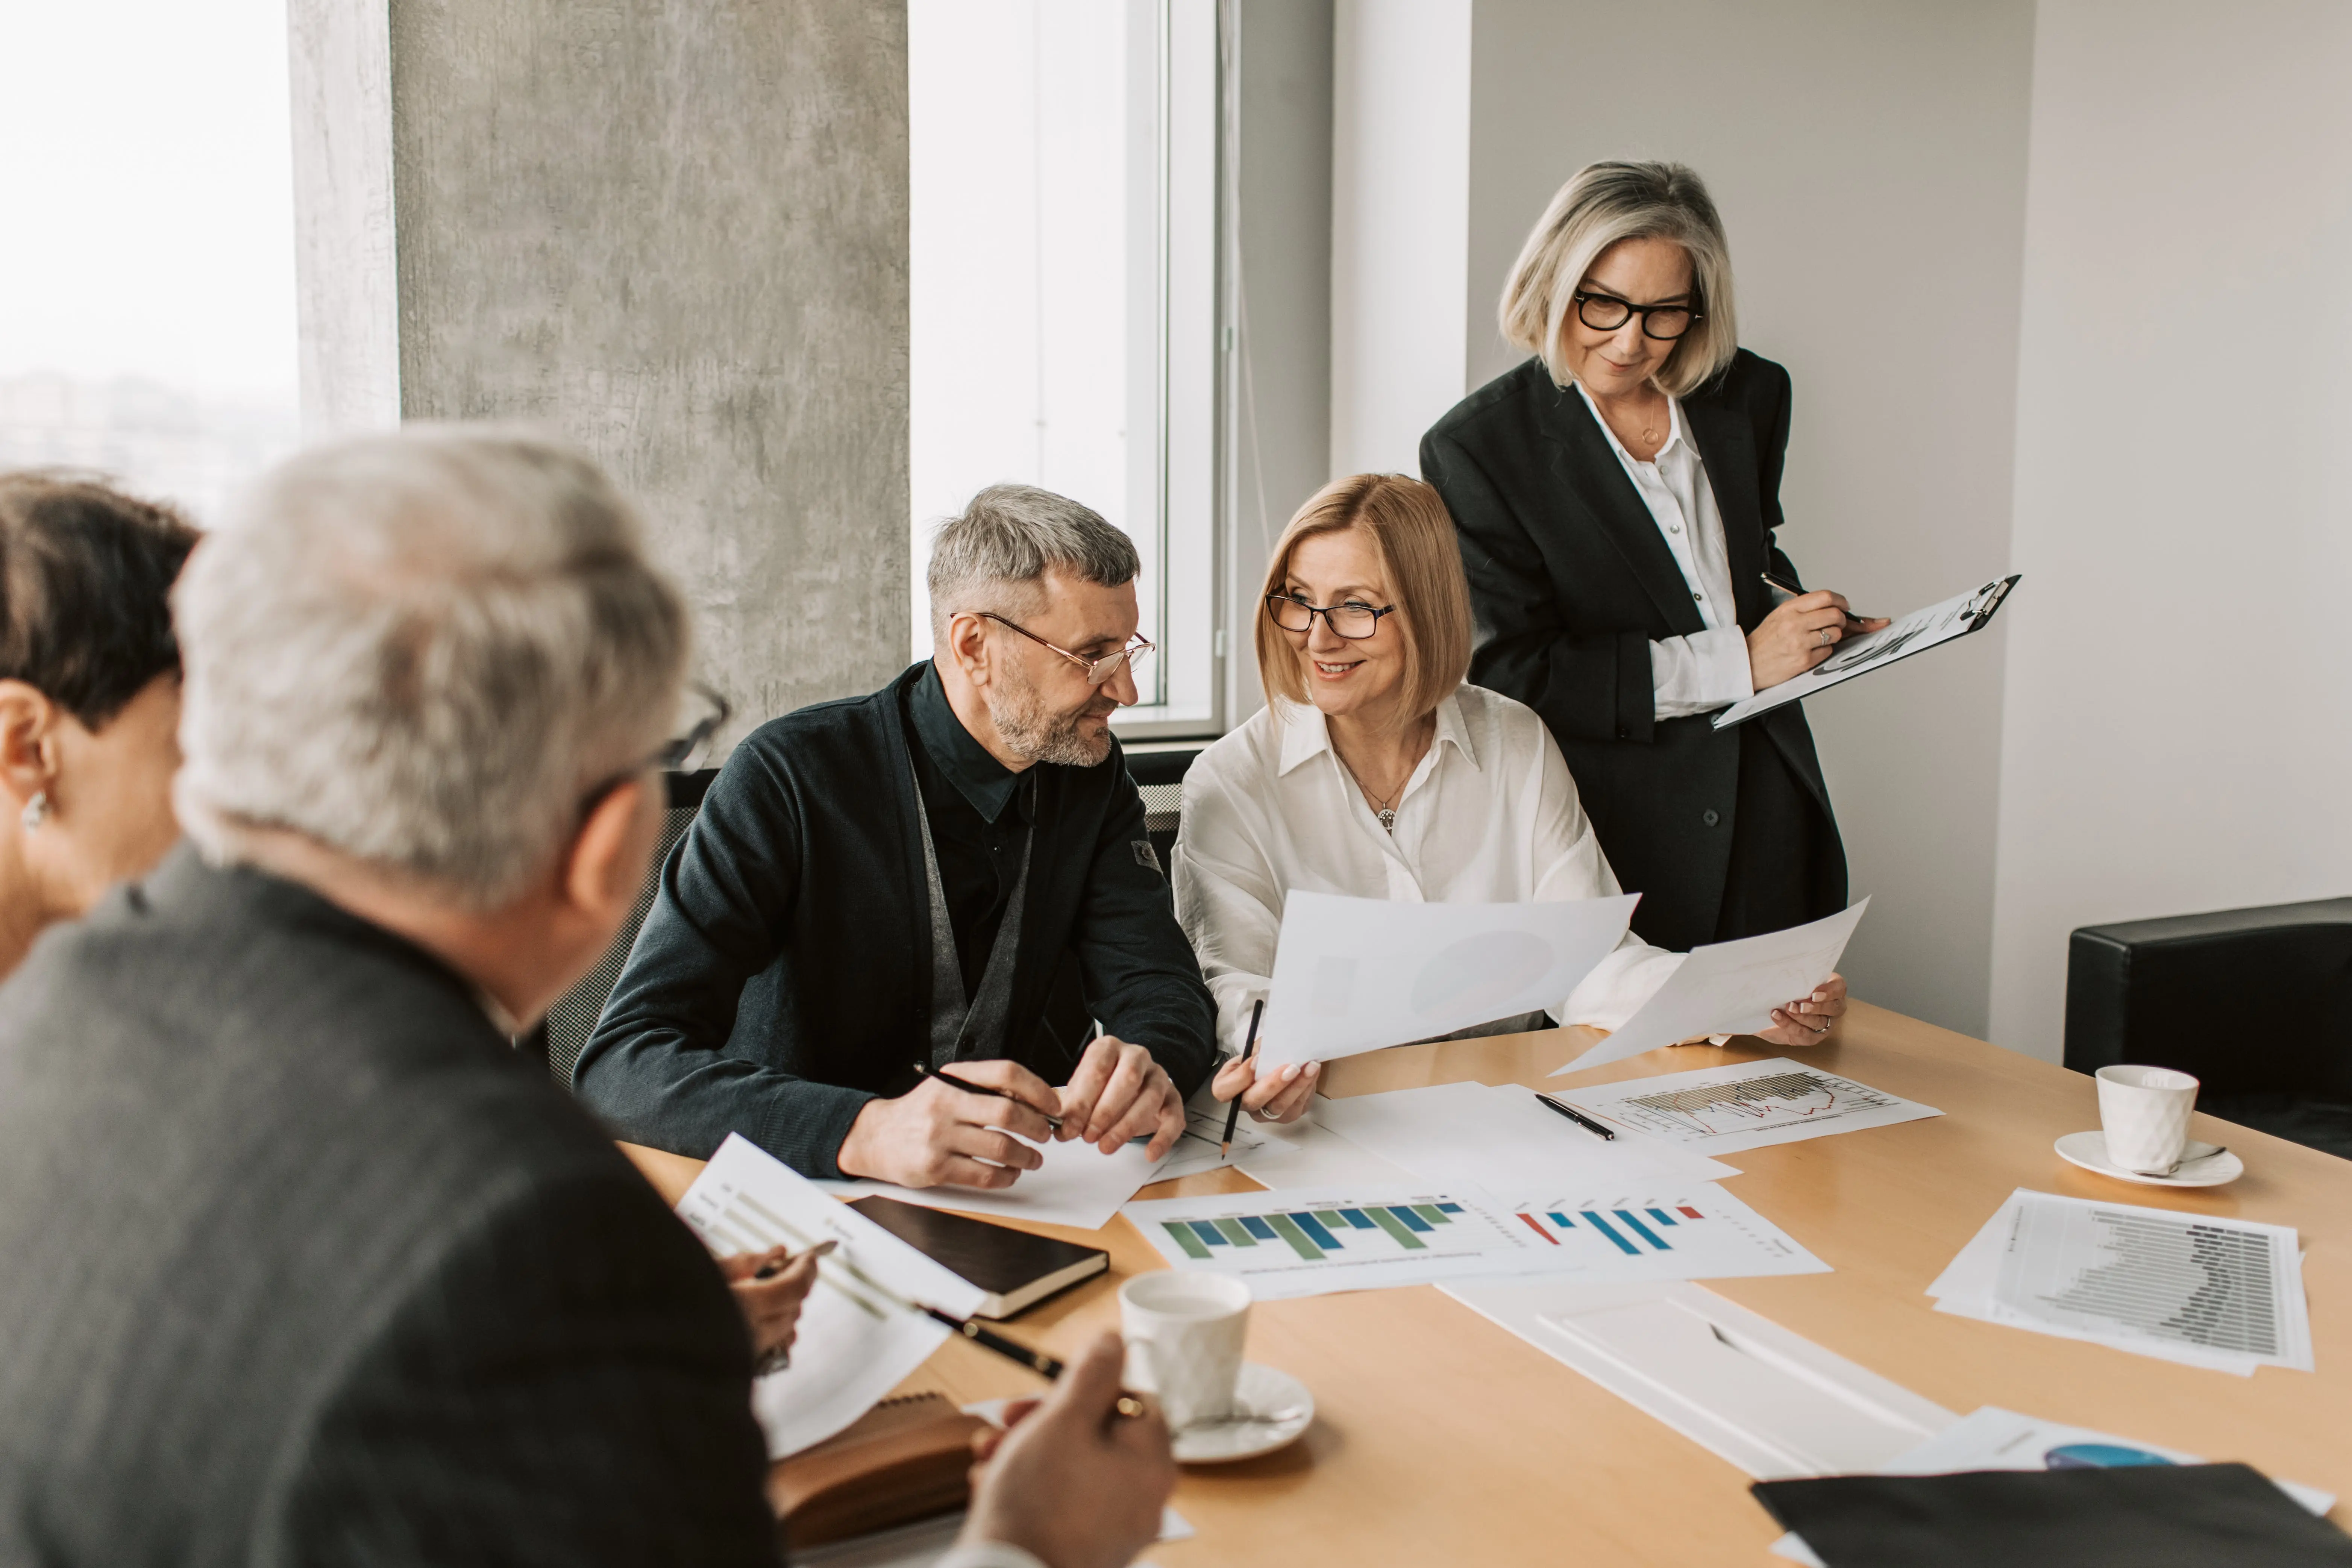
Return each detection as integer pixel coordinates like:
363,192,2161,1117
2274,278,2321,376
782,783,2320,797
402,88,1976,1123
1422,161,1886,955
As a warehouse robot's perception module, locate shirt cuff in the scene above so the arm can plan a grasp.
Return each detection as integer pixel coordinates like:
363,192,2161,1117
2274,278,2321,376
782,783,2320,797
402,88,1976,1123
1648,627,1754,720
937,1544,1049,1568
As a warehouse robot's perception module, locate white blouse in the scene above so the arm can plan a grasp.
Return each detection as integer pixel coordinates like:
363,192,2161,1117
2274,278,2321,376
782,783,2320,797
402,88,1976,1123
1171,683,1683,1058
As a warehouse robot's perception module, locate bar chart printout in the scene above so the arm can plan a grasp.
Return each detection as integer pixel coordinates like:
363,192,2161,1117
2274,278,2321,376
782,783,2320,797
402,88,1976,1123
1504,1187,1829,1282
1557,1056,1942,1156
1122,1186,1572,1299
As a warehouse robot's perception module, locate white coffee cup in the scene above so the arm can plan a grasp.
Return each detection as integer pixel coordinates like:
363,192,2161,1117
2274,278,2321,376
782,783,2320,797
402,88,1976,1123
2095,1064,2200,1175
1119,1272,1251,1430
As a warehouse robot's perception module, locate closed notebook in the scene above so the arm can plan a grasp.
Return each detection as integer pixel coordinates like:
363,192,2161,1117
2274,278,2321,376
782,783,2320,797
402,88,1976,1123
1753,1463,2352,1567
848,1195,1108,1319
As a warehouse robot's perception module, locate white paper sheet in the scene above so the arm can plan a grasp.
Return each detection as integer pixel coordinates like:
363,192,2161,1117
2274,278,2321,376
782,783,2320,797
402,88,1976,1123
1714,576,2017,730
1311,1080,1740,1196
1551,901,1869,1075
1444,1280,1954,1483
1124,1183,1583,1298
677,1135,986,1458
1231,1117,1424,1189
1928,1189,2313,1374
1767,1405,2334,1566
818,1131,1169,1231
1550,1055,1941,1156
1256,890,1638,1073
1498,1185,1830,1283
1152,1100,1297,1182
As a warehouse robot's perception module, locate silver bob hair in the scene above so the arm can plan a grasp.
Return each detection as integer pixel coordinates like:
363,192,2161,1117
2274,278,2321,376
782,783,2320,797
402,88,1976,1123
1498,160,1740,398
173,426,691,909
926,483,1140,644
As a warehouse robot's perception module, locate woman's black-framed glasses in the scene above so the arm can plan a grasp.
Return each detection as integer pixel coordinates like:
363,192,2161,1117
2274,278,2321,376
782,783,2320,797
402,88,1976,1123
1265,592,1397,640
1573,290,1700,341
976,611,1154,686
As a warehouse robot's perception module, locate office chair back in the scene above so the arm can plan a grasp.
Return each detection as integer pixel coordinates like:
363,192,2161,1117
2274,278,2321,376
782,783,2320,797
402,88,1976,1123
1124,746,1201,871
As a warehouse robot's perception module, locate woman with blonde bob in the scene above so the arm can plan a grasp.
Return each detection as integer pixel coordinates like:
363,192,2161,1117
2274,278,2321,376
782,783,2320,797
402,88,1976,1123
1421,161,1883,954
1174,474,1846,1125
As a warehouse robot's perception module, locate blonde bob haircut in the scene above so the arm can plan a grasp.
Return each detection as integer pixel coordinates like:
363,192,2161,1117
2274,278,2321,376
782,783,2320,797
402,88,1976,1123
1498,160,1739,397
1255,473,1472,724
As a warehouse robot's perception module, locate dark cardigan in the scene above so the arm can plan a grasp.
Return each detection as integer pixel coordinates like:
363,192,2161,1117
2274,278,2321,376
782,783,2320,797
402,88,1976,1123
573,663,1218,1176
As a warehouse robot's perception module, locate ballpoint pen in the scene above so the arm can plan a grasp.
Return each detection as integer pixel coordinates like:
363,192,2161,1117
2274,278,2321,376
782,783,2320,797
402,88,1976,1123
911,1059,1064,1134
1760,571,1870,628
1534,1092,1616,1142
1219,999,1265,1158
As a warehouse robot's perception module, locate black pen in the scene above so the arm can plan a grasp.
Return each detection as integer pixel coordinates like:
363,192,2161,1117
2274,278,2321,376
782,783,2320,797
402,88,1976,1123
1219,999,1265,1158
1535,1092,1616,1141
911,1060,1063,1134
1761,571,1869,628
928,1307,1146,1417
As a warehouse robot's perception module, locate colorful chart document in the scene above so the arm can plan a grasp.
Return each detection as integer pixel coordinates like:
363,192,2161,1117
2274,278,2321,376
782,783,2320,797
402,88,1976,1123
1929,1189,2314,1374
1124,1184,1573,1299
1500,1186,1829,1281
1257,890,1638,1074
1553,901,1869,1075
1550,1055,1942,1156
678,1134,987,1457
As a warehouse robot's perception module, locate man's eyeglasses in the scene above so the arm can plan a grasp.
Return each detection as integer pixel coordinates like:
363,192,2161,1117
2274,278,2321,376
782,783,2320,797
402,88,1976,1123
975,611,1153,687
579,682,731,819
1572,290,1701,341
1265,592,1397,640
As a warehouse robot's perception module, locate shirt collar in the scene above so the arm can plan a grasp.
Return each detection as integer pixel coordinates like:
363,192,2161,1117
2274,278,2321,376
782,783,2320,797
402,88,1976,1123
911,661,1025,823
1572,381,1689,465
1271,687,1480,775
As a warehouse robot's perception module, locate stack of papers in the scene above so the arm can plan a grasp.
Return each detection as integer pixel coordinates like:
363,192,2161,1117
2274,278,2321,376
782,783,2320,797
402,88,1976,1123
1768,1406,2335,1566
1548,1056,1942,1157
1930,1189,2314,1375
678,1135,987,1457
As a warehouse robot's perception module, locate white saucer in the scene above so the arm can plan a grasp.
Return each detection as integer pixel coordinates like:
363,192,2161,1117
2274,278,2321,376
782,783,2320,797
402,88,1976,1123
1170,1363,1313,1464
2055,1130,2243,1188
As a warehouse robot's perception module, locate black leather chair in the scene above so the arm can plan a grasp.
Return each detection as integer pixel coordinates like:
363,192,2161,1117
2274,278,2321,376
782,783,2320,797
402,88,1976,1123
2065,897,2352,1160
1124,746,1202,873
516,768,717,1084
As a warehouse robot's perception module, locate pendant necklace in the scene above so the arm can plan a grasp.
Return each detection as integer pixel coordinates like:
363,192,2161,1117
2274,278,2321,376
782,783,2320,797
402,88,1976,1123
1358,774,1405,834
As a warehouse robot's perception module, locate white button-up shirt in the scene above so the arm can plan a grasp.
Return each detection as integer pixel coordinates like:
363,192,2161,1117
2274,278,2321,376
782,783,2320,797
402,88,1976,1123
1573,384,1754,719
1171,684,1683,1057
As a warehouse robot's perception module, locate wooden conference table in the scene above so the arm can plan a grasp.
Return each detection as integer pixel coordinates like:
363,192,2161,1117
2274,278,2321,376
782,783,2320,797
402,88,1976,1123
623,1002,2352,1565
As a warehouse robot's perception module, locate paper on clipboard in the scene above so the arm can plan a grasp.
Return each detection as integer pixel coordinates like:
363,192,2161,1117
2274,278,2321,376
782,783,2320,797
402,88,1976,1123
1714,575,2018,729
1256,890,1638,1075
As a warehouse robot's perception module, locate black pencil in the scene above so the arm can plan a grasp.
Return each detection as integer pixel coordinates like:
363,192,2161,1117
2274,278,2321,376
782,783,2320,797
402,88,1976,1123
911,1060,1063,1134
1219,999,1265,1158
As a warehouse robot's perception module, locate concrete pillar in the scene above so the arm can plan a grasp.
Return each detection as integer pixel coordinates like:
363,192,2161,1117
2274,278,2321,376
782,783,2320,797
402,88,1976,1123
289,0,910,740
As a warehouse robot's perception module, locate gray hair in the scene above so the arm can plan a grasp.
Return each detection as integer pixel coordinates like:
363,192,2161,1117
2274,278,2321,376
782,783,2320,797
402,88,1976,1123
1499,160,1741,398
173,427,690,908
925,484,1140,644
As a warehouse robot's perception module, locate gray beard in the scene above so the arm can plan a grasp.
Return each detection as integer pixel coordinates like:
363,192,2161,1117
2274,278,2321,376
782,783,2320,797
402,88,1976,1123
990,672,1114,767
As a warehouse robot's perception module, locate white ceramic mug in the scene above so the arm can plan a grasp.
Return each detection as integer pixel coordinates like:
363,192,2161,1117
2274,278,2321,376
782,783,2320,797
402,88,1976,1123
1119,1272,1251,1430
2095,1064,2200,1175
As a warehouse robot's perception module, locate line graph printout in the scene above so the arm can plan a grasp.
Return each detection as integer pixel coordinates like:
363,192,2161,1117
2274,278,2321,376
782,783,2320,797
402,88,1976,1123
1554,1056,1942,1156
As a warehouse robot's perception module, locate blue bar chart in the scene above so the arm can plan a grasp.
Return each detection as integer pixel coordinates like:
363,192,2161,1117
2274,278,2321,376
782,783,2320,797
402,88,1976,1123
1125,1186,1565,1298
1504,1192,1826,1280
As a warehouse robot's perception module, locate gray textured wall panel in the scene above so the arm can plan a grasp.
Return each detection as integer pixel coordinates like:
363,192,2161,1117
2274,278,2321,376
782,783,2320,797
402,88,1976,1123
388,0,910,736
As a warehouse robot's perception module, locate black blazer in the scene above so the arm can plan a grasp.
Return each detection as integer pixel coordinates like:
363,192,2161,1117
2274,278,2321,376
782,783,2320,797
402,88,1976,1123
0,847,777,1566
1420,349,1844,950
575,662,1217,1177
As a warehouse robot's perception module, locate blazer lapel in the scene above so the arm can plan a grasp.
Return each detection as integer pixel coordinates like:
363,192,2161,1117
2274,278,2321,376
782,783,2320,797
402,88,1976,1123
1683,399,1770,630
1539,384,1708,637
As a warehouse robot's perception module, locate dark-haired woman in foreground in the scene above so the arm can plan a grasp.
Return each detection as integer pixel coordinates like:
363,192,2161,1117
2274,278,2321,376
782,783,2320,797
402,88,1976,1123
0,474,198,978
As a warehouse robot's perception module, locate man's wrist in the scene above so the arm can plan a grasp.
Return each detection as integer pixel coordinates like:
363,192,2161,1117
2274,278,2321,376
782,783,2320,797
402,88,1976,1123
834,1097,885,1180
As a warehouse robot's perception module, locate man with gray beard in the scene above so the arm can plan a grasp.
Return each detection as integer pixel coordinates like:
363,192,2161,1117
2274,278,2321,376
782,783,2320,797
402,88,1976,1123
576,485,1216,1187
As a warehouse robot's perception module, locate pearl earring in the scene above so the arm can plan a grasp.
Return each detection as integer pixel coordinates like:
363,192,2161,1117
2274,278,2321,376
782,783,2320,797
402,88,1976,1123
20,791,47,831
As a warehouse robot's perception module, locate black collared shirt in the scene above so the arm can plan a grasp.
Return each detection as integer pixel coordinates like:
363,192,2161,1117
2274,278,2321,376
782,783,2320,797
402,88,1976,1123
905,664,1033,1002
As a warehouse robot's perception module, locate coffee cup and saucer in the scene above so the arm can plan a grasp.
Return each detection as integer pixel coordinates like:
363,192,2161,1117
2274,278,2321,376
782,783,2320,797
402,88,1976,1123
1119,1274,1313,1464
2054,1065,2244,1188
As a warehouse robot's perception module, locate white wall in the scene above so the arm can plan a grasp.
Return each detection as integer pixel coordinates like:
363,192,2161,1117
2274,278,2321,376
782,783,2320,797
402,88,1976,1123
1461,0,2037,1037
1327,0,1470,478
1988,0,2352,1059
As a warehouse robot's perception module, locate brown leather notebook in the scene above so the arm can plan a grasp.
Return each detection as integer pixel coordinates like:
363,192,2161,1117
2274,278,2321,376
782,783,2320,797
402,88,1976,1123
848,1195,1108,1319
767,1392,989,1548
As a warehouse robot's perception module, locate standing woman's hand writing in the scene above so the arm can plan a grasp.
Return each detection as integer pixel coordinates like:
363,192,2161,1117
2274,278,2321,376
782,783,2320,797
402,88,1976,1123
1747,590,1889,690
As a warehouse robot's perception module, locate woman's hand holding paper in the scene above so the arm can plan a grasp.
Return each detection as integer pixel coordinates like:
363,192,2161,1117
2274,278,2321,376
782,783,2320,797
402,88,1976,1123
1755,971,1849,1047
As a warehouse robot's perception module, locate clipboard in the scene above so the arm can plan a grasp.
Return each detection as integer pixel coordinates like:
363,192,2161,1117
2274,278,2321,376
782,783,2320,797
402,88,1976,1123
1712,574,2020,730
